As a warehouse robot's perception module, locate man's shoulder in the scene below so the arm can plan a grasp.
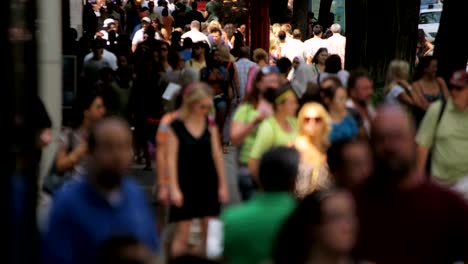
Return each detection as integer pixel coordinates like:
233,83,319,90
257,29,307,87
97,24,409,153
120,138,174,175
222,201,259,222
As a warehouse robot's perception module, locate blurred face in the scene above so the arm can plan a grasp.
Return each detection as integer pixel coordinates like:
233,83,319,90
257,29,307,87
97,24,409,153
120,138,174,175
92,47,104,59
330,88,347,113
213,50,222,63
257,73,281,92
239,25,246,34
141,21,149,30
192,97,213,116
318,50,329,64
278,93,299,117
160,45,169,58
319,191,357,254
424,59,438,78
84,96,106,123
301,107,324,138
212,32,222,44
193,45,204,57
292,58,300,70
372,108,416,178
92,122,133,189
152,20,159,30
118,55,128,68
451,84,468,111
351,77,373,104
338,142,373,188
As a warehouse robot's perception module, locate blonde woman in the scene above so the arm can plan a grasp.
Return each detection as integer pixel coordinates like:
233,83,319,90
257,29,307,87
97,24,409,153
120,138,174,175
293,102,332,198
384,59,423,108
167,82,229,257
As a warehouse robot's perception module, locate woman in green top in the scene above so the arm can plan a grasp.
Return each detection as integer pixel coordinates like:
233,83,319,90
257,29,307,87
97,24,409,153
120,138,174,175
230,66,282,200
248,83,299,182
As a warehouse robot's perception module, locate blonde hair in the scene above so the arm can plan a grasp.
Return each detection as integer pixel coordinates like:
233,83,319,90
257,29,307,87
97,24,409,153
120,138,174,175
180,82,214,119
270,39,280,55
281,23,292,35
297,102,332,150
207,20,222,33
385,59,410,94
271,23,281,36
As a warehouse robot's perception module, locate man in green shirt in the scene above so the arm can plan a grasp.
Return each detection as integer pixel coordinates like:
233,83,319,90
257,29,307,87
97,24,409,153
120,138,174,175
416,69,468,185
221,146,299,264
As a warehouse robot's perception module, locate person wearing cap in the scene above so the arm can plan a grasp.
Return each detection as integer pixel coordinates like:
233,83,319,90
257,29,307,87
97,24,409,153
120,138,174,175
131,17,152,52
416,69,468,187
96,18,119,46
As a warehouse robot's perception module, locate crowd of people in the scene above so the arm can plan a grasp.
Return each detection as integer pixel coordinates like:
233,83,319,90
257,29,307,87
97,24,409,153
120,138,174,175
35,0,468,263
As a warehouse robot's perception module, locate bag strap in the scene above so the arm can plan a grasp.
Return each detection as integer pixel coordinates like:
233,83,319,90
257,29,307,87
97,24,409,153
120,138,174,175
433,96,447,140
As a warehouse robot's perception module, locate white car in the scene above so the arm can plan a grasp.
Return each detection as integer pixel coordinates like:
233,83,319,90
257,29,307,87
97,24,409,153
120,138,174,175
419,5,442,42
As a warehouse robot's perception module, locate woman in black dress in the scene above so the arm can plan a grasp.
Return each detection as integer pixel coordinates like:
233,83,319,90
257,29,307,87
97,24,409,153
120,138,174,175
167,82,229,257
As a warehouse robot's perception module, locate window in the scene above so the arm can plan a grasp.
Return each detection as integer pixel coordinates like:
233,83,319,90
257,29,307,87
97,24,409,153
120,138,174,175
419,11,442,24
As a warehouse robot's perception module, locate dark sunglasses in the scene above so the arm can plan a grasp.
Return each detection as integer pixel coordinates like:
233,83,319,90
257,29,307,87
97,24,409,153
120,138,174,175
452,85,467,91
303,116,323,123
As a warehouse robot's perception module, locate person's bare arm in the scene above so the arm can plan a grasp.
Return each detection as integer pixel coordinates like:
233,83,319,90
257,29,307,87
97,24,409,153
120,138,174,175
411,81,431,110
416,144,430,177
397,92,416,107
230,114,265,146
167,129,183,207
131,44,138,53
155,119,171,204
437,77,450,100
423,41,434,56
210,125,229,203
248,159,260,184
55,141,87,174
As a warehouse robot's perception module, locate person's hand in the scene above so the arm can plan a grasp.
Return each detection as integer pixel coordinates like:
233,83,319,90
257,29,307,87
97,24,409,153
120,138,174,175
397,79,411,89
253,110,268,126
38,128,53,148
170,187,184,207
73,141,88,159
218,184,229,204
157,185,170,206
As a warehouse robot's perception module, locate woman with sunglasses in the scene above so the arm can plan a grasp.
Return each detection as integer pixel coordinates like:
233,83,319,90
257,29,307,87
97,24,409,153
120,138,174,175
293,102,332,197
248,83,299,181
166,82,229,257
230,66,282,200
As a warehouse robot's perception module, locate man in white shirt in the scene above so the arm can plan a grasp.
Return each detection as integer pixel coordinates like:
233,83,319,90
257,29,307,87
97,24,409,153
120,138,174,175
181,20,211,48
327,23,346,68
131,17,152,53
283,29,306,62
303,24,328,64
82,39,118,83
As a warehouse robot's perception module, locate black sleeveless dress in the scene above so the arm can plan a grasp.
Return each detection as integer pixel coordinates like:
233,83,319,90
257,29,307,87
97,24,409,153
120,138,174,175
169,119,220,222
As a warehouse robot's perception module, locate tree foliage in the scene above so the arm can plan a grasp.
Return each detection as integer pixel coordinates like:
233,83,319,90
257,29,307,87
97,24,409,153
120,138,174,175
345,0,421,88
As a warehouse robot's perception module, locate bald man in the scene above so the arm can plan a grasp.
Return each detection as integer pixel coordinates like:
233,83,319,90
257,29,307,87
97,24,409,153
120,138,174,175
43,117,159,264
353,104,468,264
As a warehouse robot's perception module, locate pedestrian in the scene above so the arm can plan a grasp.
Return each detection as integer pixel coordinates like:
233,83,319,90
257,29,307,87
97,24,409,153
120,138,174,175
43,116,159,264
